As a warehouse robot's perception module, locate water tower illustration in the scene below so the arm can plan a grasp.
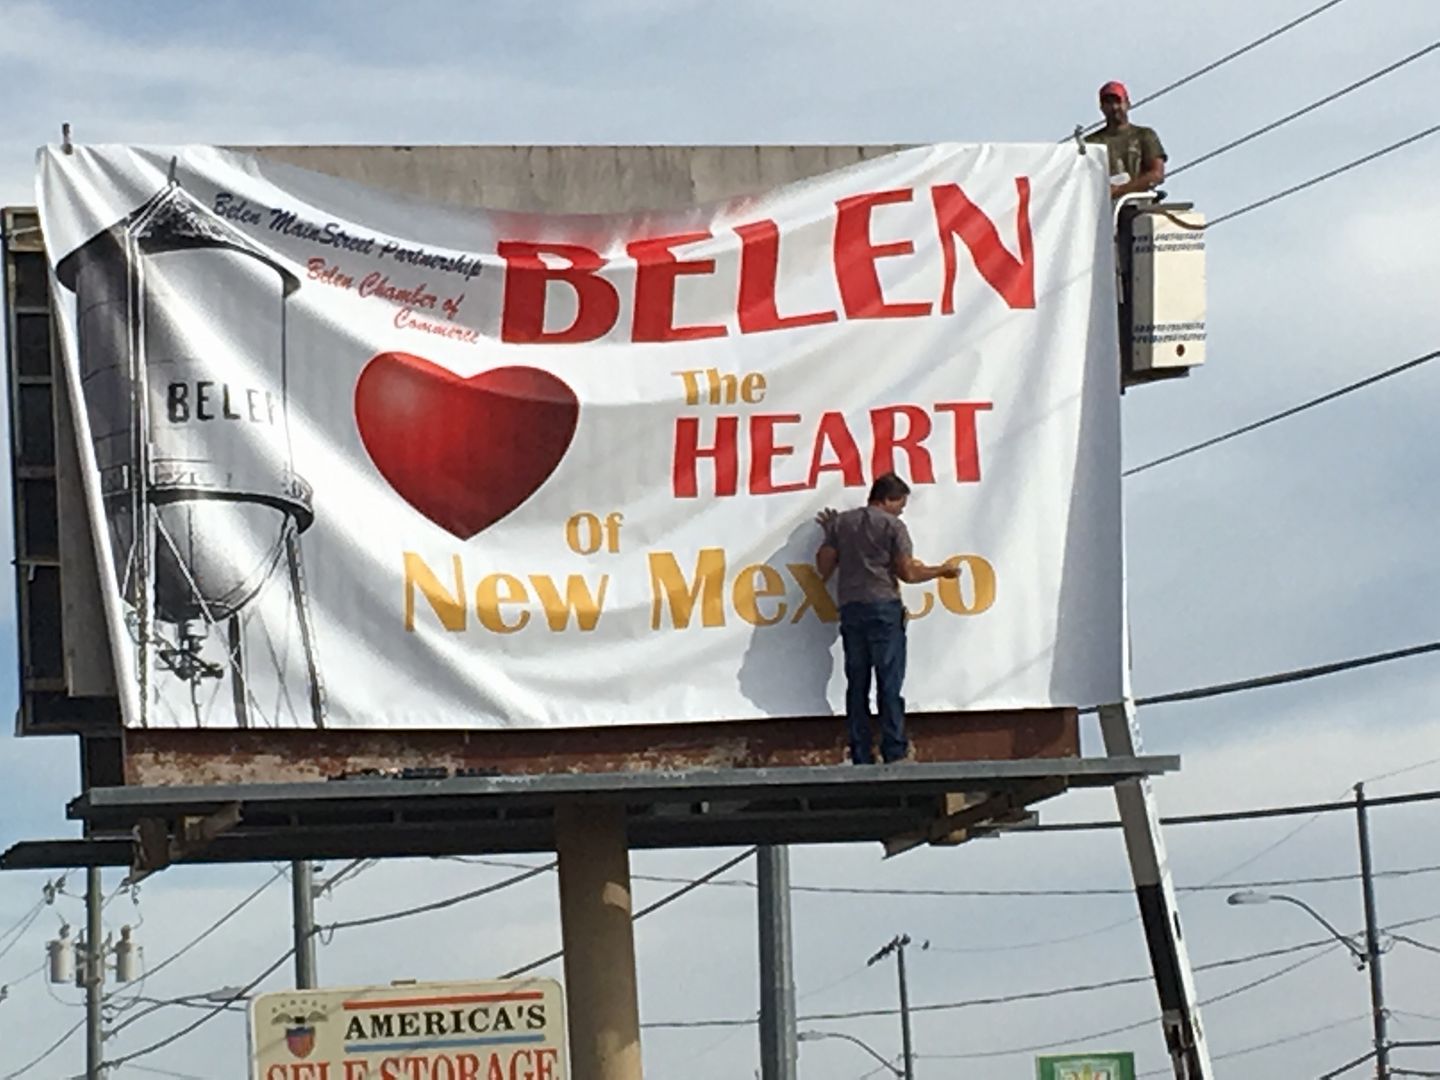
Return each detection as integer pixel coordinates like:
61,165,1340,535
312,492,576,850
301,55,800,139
55,173,325,728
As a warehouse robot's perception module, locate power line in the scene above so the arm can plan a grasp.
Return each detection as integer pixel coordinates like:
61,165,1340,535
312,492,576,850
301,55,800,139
795,864,1440,899
821,937,1342,1026
1064,0,1354,143
1208,124,1440,228
647,912,1428,1031
1125,637,1440,710
0,899,47,951
652,911,1440,1035
141,865,286,982
0,904,46,964
1123,349,1440,476
0,959,47,996
103,948,294,1071
1366,753,1440,787
919,945,1340,1061
931,913,1140,954
116,1064,211,1080
1189,753,1427,889
501,848,758,979
453,791,1440,966
321,862,553,935
0,876,66,964
1062,0,1352,144
1137,1014,1370,1076
883,865,1440,957
1391,932,1440,956
1170,41,1440,178
453,854,1440,899
106,991,248,1040
2,1017,86,1079
1130,0,1351,113
1317,1047,1381,1080
797,962,873,1003
1031,783,1440,834
106,861,554,1062
109,852,749,1066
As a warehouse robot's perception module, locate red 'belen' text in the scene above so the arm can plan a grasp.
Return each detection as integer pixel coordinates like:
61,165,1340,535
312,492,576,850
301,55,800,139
497,181,1035,344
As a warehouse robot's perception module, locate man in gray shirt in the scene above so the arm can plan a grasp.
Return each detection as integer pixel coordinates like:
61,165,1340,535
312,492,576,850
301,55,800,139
815,473,958,764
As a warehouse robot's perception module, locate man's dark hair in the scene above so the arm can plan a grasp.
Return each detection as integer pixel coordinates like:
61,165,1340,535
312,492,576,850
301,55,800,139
868,473,911,504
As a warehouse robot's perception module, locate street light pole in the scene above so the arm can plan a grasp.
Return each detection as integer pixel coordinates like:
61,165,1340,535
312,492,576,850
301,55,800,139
1355,784,1389,1080
1226,891,1365,961
797,1030,901,1076
867,934,916,1080
1227,803,1392,1080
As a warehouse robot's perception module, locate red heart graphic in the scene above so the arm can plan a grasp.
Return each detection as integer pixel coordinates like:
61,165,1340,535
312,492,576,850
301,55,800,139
354,352,579,539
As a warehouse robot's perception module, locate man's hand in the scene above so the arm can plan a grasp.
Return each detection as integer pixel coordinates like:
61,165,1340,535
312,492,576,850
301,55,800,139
896,555,962,584
1112,160,1166,199
815,507,838,530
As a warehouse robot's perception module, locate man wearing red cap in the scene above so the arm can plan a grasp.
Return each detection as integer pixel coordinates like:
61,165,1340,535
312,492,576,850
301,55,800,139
1086,80,1167,199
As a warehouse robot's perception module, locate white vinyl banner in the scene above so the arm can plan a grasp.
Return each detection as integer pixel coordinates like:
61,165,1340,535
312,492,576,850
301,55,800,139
36,143,1123,731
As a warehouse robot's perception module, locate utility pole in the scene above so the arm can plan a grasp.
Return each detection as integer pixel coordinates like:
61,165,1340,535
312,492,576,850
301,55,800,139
1355,784,1389,1079
867,934,915,1080
757,846,797,1080
292,861,318,989
85,866,104,1080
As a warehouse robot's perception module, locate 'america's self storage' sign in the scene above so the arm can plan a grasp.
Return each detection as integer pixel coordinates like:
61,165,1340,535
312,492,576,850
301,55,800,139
250,979,566,1080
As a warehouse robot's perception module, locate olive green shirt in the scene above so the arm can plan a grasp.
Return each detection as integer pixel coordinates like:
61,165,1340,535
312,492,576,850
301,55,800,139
1085,124,1166,182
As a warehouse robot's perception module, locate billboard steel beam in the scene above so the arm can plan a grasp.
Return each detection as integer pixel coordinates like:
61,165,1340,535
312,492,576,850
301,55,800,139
68,755,1176,819
4,756,1175,871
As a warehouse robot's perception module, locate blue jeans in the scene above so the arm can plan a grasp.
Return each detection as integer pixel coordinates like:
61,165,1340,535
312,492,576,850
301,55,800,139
839,600,907,764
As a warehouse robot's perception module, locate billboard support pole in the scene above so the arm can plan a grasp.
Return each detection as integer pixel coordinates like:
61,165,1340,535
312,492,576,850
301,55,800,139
292,860,318,989
556,803,643,1080
757,845,797,1080
1099,701,1212,1079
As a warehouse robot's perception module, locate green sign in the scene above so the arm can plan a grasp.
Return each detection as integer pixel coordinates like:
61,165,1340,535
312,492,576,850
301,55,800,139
1036,1052,1136,1080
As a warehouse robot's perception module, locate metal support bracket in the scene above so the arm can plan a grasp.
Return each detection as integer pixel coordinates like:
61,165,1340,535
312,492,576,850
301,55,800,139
130,801,242,878
884,778,1066,858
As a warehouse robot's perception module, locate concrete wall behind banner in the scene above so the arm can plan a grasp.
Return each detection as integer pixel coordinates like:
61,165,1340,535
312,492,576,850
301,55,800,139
4,145,1078,787
242,145,906,213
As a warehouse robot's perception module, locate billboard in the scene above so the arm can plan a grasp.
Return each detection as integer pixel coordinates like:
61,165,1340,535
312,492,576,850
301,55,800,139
1036,1052,1137,1080
250,979,566,1080
36,142,1122,731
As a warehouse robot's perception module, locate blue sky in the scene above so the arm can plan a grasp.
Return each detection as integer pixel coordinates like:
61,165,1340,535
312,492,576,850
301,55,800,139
2,1,1439,1077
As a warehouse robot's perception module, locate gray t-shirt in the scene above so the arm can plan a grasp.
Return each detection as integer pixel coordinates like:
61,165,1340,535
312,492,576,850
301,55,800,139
824,506,913,606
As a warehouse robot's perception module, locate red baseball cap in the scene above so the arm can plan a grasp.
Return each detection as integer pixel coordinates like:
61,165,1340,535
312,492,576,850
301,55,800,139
1099,80,1129,102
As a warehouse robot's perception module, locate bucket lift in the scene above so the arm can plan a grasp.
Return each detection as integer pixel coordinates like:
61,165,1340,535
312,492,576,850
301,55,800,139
1105,188,1215,1074
1115,192,1207,388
